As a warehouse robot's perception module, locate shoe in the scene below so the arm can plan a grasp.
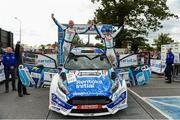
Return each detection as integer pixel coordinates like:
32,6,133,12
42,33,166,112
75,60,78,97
12,88,17,91
23,93,30,95
5,90,9,93
18,93,23,97
166,81,172,83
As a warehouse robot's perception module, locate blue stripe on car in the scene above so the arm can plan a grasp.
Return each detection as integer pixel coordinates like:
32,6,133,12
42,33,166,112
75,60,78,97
52,93,73,110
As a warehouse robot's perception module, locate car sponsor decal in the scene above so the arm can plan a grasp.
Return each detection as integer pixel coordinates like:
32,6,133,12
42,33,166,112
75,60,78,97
78,71,101,76
77,105,102,110
67,75,112,99
51,106,61,111
76,79,103,89
107,91,126,108
67,73,76,83
51,93,73,110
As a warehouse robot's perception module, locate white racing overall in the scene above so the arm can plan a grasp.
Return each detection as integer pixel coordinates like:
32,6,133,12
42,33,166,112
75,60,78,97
94,25,123,67
53,18,90,61
63,28,76,60
104,35,117,67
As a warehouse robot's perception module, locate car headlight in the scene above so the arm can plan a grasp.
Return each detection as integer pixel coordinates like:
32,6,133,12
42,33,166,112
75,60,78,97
58,72,69,94
111,79,119,93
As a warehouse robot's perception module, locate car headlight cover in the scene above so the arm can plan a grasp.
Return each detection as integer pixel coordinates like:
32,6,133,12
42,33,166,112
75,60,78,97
58,73,69,94
111,79,119,93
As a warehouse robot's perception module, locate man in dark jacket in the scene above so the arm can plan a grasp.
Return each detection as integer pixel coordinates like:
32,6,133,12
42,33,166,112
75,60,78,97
15,42,30,97
165,48,174,83
2,47,16,93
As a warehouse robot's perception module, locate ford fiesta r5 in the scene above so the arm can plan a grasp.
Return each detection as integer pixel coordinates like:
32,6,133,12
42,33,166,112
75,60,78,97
49,47,127,116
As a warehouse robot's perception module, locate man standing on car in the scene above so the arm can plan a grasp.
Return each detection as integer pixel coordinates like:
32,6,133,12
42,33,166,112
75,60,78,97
15,42,30,97
2,47,16,93
165,48,174,83
51,13,93,60
94,24,124,67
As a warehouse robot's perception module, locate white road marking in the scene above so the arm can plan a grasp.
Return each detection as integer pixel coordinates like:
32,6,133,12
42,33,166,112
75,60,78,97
144,96,180,99
128,88,173,120
146,98,180,108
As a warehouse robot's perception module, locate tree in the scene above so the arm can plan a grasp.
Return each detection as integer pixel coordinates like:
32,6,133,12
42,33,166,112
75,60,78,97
72,35,83,45
129,36,148,53
95,43,104,48
91,0,178,47
154,33,174,51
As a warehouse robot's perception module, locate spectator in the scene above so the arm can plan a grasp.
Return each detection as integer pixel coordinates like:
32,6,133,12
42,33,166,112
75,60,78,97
2,47,16,93
15,42,30,97
164,48,174,83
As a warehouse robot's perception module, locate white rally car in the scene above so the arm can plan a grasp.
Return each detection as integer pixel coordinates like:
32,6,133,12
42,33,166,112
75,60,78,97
49,47,127,116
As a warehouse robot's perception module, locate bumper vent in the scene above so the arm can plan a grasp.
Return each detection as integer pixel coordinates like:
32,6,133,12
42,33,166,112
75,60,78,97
71,108,109,113
68,96,112,105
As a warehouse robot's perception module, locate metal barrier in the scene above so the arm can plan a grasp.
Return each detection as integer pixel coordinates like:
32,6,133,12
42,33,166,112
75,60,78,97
172,63,180,82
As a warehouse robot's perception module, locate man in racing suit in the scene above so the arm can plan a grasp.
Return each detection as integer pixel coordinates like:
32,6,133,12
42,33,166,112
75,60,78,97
94,24,124,67
51,14,93,61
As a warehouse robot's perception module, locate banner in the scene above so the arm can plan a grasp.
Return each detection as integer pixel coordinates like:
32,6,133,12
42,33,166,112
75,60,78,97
119,54,138,67
161,43,180,63
150,59,166,74
61,24,113,34
0,64,5,82
35,54,57,68
23,53,57,68
58,27,64,65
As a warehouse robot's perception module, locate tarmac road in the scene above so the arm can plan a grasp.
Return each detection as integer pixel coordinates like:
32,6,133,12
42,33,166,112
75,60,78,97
0,75,167,119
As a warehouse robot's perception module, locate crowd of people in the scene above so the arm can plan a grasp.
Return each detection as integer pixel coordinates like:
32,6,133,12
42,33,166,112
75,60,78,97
1,42,30,97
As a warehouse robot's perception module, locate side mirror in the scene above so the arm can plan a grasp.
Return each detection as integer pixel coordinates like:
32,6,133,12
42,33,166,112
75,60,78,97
100,56,104,61
60,72,67,81
58,66,62,72
111,72,116,80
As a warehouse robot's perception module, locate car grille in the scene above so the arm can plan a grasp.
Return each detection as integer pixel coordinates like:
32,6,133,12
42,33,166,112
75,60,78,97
71,108,109,113
67,96,112,105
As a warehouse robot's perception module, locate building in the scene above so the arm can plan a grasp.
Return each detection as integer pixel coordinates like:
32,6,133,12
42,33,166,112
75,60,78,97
0,28,13,50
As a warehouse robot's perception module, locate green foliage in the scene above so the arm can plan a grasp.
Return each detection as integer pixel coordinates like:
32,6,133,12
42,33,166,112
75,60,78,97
154,33,174,51
92,0,178,48
92,0,177,33
72,35,83,45
95,43,104,48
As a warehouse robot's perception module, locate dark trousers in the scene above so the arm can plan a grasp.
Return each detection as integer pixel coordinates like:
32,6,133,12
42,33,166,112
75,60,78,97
165,64,173,82
17,70,27,94
4,69,16,91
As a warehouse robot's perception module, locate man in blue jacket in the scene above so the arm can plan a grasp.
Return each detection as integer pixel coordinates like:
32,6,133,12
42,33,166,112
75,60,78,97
2,47,16,93
165,48,174,83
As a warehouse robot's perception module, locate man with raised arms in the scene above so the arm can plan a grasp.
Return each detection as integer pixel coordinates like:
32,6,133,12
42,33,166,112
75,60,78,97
51,14,93,60
94,24,124,67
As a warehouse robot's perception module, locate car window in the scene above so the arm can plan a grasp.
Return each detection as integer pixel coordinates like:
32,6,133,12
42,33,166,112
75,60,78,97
64,54,111,70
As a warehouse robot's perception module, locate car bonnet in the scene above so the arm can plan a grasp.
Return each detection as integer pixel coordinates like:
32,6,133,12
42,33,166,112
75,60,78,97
65,70,112,99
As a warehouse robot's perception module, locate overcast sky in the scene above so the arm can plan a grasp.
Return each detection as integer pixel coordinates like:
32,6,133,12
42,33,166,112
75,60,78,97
148,0,180,44
0,0,179,46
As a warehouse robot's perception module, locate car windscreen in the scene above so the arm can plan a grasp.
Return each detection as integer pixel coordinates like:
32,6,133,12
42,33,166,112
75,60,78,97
64,53,111,70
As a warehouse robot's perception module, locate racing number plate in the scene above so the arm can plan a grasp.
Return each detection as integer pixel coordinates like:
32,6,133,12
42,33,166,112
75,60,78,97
77,105,102,109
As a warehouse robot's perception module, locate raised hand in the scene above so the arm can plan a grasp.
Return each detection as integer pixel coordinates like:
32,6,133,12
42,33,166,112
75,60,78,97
51,13,54,19
89,20,94,28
